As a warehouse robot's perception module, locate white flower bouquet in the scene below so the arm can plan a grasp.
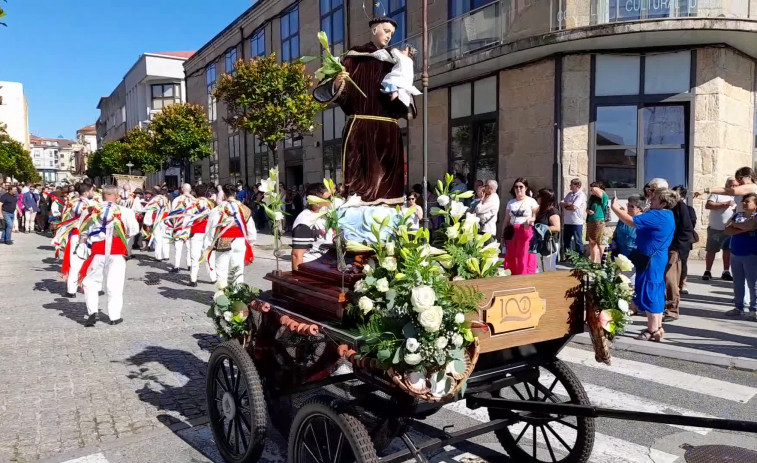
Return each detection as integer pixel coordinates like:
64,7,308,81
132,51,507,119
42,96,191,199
566,250,634,364
207,276,261,345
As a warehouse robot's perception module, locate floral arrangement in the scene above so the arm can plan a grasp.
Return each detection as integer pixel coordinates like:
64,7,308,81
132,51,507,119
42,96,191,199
345,195,502,397
207,275,261,341
566,251,634,364
257,167,286,269
311,31,366,98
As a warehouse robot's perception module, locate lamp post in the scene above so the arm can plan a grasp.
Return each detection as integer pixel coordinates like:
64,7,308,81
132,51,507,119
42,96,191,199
421,0,430,230
125,162,134,175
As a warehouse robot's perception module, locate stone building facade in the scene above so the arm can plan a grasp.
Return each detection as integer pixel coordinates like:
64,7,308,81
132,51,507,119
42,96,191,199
187,0,757,247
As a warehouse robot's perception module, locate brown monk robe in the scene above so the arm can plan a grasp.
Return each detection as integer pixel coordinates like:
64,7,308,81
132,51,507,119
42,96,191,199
314,19,414,205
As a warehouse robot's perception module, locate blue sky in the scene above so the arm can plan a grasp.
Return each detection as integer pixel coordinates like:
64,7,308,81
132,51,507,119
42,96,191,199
1,0,251,139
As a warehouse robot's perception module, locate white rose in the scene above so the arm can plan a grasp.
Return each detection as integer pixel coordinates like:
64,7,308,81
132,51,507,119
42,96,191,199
375,277,389,293
418,306,444,333
452,333,464,347
449,201,467,220
386,288,397,309
358,296,374,314
436,195,450,207
435,337,448,349
381,257,397,272
618,274,631,290
411,285,436,309
214,306,222,317
385,242,396,256
353,279,367,293
454,313,465,324
406,337,419,352
404,352,422,365
213,290,226,301
446,226,459,240
618,299,630,313
363,261,374,275
615,254,634,272
223,312,233,322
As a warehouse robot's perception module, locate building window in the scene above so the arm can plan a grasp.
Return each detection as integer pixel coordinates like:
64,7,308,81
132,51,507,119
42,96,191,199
250,28,266,58
592,51,693,191
253,135,270,182
320,0,345,56
210,135,219,184
151,83,181,110
322,106,346,181
284,133,302,149
228,132,241,179
374,0,406,45
193,164,203,182
449,76,498,187
281,5,300,63
206,63,217,122
225,47,238,75
593,0,696,24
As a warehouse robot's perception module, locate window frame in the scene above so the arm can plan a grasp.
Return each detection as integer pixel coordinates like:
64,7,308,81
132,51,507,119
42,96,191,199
209,135,219,184
322,106,346,182
447,75,499,188
280,5,300,63
224,47,238,75
589,50,696,194
150,83,181,111
250,28,266,58
206,63,217,122
228,132,241,180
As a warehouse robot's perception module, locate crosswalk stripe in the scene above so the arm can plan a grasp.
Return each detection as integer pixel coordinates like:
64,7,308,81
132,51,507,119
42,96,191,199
541,373,714,435
559,346,757,403
444,401,680,463
60,454,109,463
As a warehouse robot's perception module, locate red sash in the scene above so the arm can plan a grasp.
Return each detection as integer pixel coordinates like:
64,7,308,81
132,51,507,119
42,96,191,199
60,228,80,278
78,239,129,286
190,219,208,235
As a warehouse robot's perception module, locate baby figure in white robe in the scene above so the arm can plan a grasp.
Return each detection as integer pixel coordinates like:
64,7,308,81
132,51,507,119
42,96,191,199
380,45,422,115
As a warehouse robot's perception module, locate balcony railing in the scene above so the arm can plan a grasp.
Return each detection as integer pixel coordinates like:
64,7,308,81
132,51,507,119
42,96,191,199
405,0,756,67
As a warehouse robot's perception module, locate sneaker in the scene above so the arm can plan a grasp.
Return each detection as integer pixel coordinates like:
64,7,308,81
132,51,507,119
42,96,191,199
702,271,712,281
742,312,757,322
169,268,180,274
722,271,734,281
84,313,97,327
109,319,123,326
188,281,198,287
681,285,689,295
724,308,743,317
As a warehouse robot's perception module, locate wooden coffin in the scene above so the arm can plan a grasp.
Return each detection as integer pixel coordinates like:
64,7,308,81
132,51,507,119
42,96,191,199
454,272,584,353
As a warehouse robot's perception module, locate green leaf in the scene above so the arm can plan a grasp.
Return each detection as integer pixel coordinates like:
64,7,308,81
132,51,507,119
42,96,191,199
392,346,403,364
456,190,474,199
215,295,230,307
454,359,465,372
377,349,392,362
450,348,464,360
436,370,446,382
206,306,215,318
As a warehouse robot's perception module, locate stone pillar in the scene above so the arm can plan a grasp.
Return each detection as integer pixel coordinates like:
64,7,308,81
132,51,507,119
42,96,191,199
562,0,593,29
560,54,591,196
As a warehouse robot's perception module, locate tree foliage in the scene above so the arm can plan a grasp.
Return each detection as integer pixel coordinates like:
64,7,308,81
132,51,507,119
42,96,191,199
122,127,163,173
86,141,127,178
0,133,40,183
214,54,323,153
150,103,213,165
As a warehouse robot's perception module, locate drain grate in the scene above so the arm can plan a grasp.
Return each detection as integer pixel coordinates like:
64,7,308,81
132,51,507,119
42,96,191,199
144,275,160,286
682,444,757,462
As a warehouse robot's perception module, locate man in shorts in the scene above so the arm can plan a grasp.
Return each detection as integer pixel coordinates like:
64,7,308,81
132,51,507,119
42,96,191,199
703,177,738,281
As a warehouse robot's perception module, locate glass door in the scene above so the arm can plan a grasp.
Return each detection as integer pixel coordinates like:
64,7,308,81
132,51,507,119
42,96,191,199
642,104,687,188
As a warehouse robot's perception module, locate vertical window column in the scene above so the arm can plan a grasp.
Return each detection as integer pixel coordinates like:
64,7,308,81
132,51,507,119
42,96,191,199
281,6,300,63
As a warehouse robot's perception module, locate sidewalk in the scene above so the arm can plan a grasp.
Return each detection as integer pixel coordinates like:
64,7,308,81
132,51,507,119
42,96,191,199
571,259,757,370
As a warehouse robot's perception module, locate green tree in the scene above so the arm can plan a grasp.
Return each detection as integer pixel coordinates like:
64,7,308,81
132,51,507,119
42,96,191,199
123,127,164,174
150,103,212,181
214,54,323,162
86,141,127,179
0,132,39,182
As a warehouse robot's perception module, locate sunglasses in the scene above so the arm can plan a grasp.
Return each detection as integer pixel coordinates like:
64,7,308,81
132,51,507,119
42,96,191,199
408,197,416,201
514,185,525,189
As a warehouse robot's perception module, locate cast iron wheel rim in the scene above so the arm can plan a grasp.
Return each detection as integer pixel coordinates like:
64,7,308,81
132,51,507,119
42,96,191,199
207,341,267,463
293,412,358,463
490,360,595,463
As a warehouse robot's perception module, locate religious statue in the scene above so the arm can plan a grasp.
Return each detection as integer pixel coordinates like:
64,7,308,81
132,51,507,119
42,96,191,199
314,17,416,205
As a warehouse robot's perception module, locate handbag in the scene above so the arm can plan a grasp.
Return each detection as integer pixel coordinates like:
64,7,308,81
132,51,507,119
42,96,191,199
628,229,674,273
503,225,515,241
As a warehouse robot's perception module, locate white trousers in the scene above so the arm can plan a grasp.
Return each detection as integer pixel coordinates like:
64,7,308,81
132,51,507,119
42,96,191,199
189,233,216,283
215,238,246,288
82,254,126,321
153,226,169,260
24,211,37,232
174,239,190,269
67,234,85,294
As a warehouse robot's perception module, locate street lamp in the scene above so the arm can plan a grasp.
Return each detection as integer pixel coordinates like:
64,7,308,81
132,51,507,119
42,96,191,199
125,162,134,175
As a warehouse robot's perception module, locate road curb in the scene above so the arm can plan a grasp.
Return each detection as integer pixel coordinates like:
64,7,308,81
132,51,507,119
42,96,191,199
570,334,757,372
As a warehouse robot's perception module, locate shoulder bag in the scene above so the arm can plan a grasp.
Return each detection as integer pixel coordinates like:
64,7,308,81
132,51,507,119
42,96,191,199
628,228,674,273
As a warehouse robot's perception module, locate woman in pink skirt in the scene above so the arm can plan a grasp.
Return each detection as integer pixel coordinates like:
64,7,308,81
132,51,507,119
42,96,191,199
503,178,540,275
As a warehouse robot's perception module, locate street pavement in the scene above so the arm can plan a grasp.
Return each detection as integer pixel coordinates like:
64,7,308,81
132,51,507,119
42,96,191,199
1,232,756,463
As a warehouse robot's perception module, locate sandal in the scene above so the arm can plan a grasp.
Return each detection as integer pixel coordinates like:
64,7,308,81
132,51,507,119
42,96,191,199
635,329,654,340
649,328,664,342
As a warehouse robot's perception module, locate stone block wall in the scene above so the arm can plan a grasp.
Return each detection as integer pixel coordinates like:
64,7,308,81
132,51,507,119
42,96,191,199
560,54,591,197
693,47,756,257
498,58,556,198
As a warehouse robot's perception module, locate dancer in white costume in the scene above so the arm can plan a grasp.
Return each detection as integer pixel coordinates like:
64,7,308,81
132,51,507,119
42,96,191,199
142,191,170,261
186,184,217,287
168,183,197,273
78,185,140,326
203,184,256,288
53,182,94,297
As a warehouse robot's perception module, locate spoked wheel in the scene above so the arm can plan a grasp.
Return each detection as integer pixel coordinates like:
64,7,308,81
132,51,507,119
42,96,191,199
489,360,595,463
287,397,378,463
207,341,268,463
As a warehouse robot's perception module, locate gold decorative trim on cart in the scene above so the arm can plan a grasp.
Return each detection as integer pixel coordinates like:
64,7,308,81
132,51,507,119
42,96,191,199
478,287,546,335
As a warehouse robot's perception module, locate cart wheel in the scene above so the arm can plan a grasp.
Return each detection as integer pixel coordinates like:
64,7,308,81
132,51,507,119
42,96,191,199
489,359,595,463
287,397,378,463
207,340,268,463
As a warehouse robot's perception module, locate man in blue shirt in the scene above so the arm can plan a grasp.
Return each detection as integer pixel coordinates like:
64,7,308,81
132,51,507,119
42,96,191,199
235,181,248,203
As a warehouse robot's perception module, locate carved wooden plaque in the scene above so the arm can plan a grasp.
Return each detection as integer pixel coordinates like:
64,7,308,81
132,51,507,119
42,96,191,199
484,288,546,335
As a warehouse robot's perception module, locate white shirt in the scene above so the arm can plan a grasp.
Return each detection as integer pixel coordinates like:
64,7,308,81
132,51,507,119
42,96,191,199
475,194,500,235
706,194,735,230
507,197,539,225
203,201,257,252
401,206,421,231
562,190,586,225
